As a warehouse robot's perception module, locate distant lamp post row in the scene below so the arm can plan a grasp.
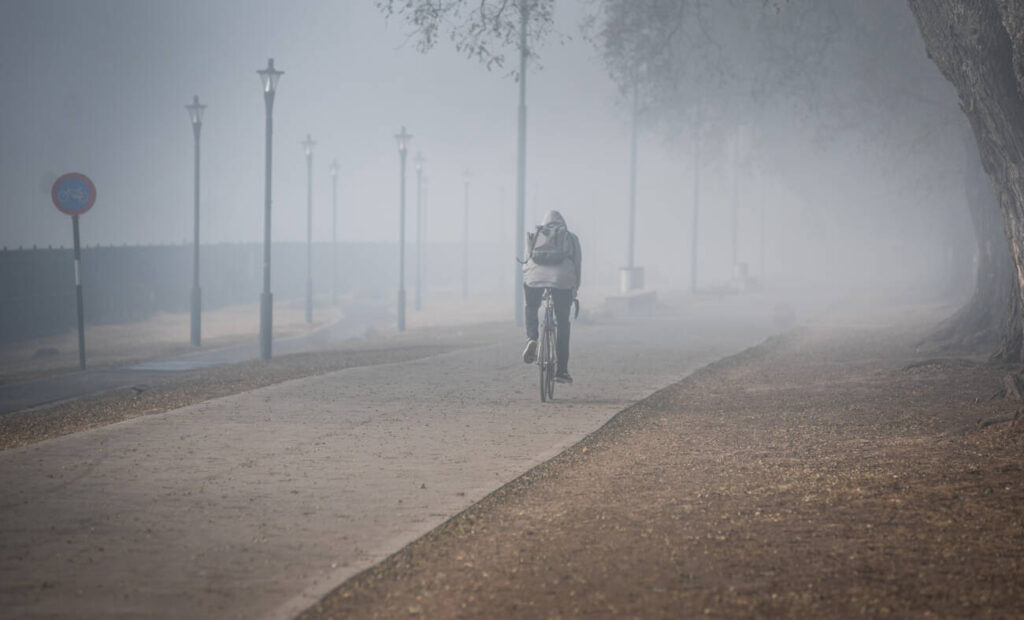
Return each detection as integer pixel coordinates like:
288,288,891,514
189,58,419,359
185,95,206,347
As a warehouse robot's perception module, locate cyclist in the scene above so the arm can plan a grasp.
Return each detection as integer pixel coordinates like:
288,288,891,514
521,210,581,384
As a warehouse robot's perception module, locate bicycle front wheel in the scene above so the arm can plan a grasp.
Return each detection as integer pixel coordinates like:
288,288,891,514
545,327,556,401
539,329,548,403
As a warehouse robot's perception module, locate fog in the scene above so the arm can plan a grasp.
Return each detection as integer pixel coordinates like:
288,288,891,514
0,4,999,612
0,0,973,302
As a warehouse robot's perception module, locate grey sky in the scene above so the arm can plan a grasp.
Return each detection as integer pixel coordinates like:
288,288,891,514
0,0,625,248
0,0,974,292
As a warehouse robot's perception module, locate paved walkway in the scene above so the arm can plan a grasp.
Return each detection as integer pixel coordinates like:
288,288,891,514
0,298,781,619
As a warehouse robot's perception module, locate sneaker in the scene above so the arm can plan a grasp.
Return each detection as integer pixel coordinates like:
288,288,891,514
522,339,538,364
555,370,573,384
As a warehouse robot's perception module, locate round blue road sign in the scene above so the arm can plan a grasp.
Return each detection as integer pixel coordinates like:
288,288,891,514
52,173,96,215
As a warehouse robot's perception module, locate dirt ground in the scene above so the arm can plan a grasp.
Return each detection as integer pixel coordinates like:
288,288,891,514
299,314,1024,618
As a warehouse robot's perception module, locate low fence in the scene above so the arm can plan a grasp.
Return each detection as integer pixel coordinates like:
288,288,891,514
0,240,509,346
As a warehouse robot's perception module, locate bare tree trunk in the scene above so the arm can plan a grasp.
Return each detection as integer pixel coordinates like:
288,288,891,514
925,132,1014,355
908,0,1024,363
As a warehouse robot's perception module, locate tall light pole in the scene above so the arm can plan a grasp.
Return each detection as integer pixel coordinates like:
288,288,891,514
186,95,206,347
414,151,424,311
514,0,529,326
302,134,316,323
734,124,751,285
499,186,508,292
463,168,471,301
330,159,339,306
623,79,641,294
730,126,743,277
690,100,702,295
422,175,429,306
258,58,283,360
758,167,766,282
395,126,412,332
628,82,638,273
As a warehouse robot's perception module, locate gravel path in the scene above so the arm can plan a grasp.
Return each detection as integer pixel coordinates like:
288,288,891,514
302,303,1024,619
0,298,778,619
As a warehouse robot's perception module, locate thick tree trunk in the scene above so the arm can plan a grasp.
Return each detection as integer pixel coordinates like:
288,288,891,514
908,0,1024,363
925,134,1014,355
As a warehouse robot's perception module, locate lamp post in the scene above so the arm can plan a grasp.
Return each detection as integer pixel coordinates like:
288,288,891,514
422,175,429,306
414,151,424,311
515,0,529,326
758,167,766,282
395,126,412,332
463,168,471,301
185,95,206,347
302,134,316,323
258,58,283,360
330,158,339,305
690,99,702,295
617,79,645,294
621,80,647,294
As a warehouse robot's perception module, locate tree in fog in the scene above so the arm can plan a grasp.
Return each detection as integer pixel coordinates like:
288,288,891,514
589,0,1012,356
909,1,1024,363
376,0,554,72
378,0,1019,359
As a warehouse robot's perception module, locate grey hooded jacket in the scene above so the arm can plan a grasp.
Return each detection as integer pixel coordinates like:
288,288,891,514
523,210,582,292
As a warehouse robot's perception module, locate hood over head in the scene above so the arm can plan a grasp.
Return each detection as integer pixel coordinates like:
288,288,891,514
542,210,566,228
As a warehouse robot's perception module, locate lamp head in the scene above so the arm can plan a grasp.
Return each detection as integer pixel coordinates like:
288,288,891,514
258,58,284,94
302,134,316,157
186,95,206,126
394,126,412,154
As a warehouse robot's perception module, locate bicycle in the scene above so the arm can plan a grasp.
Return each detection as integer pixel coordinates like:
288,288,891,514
535,289,582,402
538,288,556,402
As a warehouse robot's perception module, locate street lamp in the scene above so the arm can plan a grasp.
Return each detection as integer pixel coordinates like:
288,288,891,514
258,57,283,359
463,168,471,301
395,126,412,332
691,98,702,295
422,174,430,307
302,133,316,323
622,80,644,294
185,94,206,347
514,0,529,326
414,152,424,311
330,158,339,306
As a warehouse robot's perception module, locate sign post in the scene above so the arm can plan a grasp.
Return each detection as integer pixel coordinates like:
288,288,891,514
51,173,96,370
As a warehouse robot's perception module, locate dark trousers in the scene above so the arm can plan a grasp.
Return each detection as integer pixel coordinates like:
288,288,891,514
524,285,572,373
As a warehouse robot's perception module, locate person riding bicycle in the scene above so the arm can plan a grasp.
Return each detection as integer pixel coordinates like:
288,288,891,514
521,210,581,384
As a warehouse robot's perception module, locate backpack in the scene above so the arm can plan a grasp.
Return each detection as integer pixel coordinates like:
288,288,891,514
529,223,571,266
